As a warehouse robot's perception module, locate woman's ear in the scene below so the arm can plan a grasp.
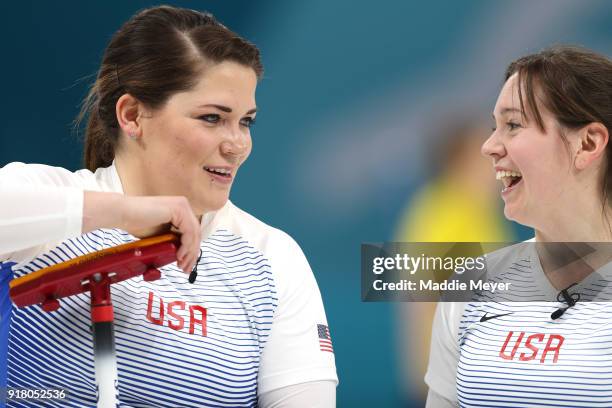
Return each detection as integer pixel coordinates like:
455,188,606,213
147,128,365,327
116,94,144,140
574,122,609,170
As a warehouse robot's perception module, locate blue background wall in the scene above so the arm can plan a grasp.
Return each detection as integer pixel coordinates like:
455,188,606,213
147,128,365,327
1,1,611,406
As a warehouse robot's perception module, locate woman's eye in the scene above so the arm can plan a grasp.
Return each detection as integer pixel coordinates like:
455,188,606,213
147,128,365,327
198,114,220,124
507,121,521,131
240,117,256,128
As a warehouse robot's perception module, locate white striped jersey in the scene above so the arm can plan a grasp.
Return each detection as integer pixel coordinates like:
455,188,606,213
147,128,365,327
426,243,612,407
0,162,338,407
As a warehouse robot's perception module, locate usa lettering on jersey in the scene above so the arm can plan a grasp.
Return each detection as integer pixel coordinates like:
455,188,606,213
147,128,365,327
146,291,207,336
499,331,564,363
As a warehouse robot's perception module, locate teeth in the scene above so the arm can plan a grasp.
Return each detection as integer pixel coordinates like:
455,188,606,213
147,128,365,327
495,170,522,180
204,167,231,175
495,170,522,190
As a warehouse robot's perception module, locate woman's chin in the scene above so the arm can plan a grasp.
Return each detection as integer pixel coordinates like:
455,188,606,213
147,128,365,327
504,207,535,229
503,205,522,224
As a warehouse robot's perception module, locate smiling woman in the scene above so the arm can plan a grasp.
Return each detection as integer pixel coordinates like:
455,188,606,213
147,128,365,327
0,5,337,408
483,48,612,242
426,46,612,408
112,60,258,214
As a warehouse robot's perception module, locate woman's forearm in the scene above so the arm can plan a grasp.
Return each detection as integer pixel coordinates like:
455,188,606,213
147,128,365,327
2,188,201,272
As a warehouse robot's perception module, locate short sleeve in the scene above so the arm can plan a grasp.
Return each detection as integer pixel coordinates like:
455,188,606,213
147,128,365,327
425,388,458,408
257,230,338,394
424,301,466,404
258,380,336,408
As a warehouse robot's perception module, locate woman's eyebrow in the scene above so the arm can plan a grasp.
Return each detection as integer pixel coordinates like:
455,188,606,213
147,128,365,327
197,104,257,114
492,107,522,118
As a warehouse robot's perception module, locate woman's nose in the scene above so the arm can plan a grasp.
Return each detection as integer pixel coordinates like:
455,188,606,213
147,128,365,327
220,129,249,158
481,131,505,160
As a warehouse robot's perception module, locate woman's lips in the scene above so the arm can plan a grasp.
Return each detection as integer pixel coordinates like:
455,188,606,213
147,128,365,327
501,177,523,196
203,167,233,184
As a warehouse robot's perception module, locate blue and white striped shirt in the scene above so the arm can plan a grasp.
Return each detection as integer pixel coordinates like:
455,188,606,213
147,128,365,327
0,162,338,407
427,243,612,408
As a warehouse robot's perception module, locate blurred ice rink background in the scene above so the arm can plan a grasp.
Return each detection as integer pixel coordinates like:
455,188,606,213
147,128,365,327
1,1,611,406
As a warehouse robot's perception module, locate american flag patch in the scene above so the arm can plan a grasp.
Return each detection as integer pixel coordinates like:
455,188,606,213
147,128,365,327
317,324,333,353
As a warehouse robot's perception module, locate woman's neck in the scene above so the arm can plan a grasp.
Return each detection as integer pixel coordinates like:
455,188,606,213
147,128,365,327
536,242,612,290
114,153,153,197
532,201,612,289
534,203,612,243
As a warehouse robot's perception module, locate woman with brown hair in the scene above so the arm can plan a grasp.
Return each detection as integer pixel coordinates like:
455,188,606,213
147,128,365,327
426,46,612,407
0,6,337,407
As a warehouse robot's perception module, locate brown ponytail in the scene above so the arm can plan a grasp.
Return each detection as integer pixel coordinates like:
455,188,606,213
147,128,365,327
77,82,114,170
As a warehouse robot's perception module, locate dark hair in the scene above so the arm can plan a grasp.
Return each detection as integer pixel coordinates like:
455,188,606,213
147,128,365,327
505,45,612,210
76,5,263,171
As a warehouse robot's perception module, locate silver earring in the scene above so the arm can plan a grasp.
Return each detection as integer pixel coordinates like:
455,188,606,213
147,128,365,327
128,133,136,140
